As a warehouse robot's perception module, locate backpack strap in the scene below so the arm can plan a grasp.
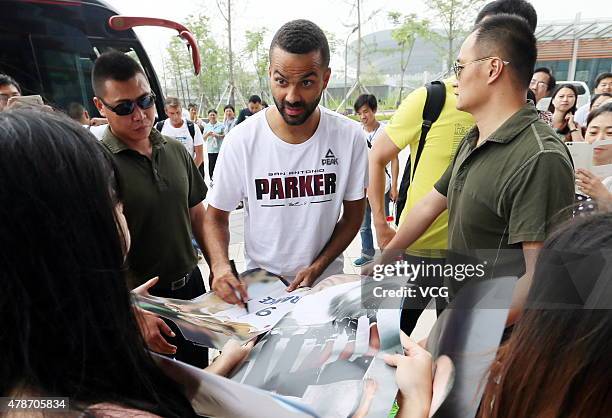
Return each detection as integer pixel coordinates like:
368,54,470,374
394,81,446,225
186,119,196,140
411,80,446,181
155,119,197,141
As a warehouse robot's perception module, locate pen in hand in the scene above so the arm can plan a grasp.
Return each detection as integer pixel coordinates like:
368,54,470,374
230,260,249,313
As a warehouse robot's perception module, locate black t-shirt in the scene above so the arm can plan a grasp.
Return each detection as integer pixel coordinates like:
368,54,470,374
236,108,253,125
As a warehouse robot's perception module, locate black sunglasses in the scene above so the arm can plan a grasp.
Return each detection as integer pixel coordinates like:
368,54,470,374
100,93,156,116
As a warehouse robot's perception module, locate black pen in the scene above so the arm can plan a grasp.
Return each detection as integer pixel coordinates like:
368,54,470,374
230,260,249,312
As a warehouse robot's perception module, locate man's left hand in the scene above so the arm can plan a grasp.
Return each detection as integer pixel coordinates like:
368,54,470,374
286,265,320,292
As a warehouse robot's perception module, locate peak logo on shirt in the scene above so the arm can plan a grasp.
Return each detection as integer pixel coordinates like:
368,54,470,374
322,149,338,165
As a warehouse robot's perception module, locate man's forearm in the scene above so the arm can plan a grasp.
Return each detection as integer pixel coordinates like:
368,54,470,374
506,242,542,325
506,271,531,326
369,157,389,227
203,210,233,276
190,204,211,266
310,199,365,274
386,190,446,251
194,147,204,168
391,157,399,191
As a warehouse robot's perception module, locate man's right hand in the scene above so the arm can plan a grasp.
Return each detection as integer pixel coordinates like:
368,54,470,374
212,270,248,306
375,222,396,249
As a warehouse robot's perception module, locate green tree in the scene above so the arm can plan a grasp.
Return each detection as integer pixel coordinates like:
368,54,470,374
361,63,385,86
165,13,228,110
324,30,342,58
165,37,192,105
216,0,237,105
244,28,269,100
388,12,432,106
426,0,485,68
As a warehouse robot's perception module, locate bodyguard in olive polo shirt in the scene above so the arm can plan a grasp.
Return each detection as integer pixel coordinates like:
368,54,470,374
381,15,574,325
92,51,209,367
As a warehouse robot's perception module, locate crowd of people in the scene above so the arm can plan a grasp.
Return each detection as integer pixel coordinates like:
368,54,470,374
1,0,612,416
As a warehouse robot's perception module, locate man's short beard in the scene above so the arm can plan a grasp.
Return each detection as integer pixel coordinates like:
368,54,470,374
273,92,322,126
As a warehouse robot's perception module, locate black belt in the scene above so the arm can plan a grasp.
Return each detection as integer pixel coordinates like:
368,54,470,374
170,271,192,291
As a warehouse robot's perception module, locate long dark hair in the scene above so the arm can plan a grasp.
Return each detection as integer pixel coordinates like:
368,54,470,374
0,109,196,416
548,83,579,132
479,214,612,418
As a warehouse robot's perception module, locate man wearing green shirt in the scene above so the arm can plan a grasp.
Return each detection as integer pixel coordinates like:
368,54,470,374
93,51,209,367
380,15,574,325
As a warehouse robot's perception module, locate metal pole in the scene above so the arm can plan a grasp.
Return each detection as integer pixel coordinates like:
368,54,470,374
228,0,235,106
177,67,187,105
568,12,581,81
185,71,191,104
344,38,349,110
173,69,180,99
356,0,361,84
343,26,358,114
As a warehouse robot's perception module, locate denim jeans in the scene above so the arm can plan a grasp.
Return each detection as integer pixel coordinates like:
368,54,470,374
360,192,390,257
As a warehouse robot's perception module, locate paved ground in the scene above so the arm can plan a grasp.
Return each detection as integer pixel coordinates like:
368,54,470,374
198,204,436,341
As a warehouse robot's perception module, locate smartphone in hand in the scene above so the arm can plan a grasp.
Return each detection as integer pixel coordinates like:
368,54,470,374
7,95,45,108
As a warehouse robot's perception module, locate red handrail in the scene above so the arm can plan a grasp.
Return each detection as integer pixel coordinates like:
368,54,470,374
108,16,201,75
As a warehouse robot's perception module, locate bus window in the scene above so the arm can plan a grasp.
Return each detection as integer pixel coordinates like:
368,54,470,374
28,36,159,118
2,0,194,118
0,33,38,96
29,35,97,115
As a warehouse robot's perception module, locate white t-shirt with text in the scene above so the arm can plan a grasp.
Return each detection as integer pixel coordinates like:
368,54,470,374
209,106,368,282
160,119,204,158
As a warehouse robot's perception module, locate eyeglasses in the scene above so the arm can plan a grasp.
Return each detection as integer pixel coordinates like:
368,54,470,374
530,79,549,89
598,82,611,90
452,57,510,79
99,92,156,116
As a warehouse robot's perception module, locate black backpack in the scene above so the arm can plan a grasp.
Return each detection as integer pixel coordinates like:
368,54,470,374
395,81,446,225
155,119,196,140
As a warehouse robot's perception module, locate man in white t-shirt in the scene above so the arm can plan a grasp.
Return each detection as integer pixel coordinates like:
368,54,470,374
205,19,368,305
575,72,612,126
353,94,398,267
156,97,204,170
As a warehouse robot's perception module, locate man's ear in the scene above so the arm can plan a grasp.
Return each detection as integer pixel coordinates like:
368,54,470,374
322,67,332,90
93,97,107,117
488,59,504,84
